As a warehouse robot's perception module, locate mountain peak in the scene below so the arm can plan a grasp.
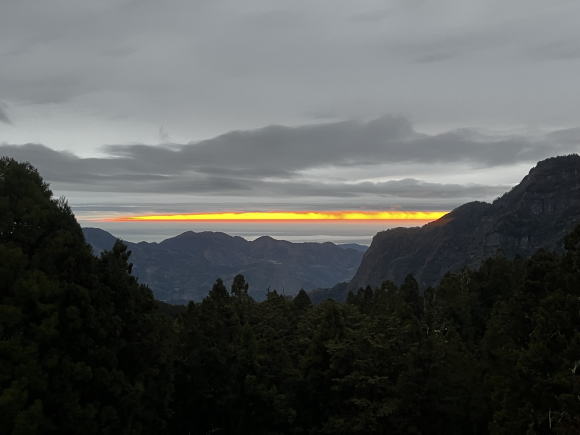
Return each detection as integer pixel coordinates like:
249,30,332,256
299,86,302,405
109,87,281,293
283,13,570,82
82,227,120,255
518,154,580,188
83,228,365,303
253,235,276,242
172,230,233,239
349,155,580,292
530,153,580,172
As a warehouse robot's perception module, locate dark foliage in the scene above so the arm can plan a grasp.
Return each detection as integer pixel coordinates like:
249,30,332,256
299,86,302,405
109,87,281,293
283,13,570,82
0,158,174,434
2,158,579,434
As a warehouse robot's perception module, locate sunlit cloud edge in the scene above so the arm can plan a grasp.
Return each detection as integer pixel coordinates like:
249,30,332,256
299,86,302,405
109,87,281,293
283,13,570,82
95,210,449,223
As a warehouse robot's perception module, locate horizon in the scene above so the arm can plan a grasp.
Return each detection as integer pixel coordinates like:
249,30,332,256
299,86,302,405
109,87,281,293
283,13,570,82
88,209,446,244
83,219,434,245
3,1,580,242
70,153,570,244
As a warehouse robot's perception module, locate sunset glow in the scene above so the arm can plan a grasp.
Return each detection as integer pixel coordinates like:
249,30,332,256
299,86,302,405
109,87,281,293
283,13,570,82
104,210,448,222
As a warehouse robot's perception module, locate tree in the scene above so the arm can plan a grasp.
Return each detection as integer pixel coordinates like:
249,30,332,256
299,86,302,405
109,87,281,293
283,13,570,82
0,158,173,434
231,274,249,298
293,289,312,310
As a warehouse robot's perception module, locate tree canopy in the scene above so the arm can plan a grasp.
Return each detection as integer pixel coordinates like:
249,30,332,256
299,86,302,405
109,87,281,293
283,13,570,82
1,157,579,434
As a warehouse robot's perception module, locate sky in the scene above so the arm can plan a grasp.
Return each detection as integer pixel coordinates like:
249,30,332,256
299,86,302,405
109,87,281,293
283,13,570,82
1,0,580,243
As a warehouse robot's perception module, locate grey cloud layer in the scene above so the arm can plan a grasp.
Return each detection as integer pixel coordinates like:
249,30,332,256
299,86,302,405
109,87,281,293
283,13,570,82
78,116,580,180
2,0,580,150
0,103,10,124
2,117,577,208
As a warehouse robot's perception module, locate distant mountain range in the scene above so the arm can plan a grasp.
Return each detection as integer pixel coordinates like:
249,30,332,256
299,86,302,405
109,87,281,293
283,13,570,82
340,155,580,299
83,228,366,303
85,155,580,304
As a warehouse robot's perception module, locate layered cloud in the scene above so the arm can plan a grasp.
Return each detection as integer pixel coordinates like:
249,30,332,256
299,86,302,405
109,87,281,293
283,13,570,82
2,116,579,216
2,1,580,150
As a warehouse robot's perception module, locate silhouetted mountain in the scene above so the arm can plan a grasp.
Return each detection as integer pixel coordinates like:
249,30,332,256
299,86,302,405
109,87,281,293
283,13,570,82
346,155,580,296
82,226,118,253
83,228,366,303
338,243,369,252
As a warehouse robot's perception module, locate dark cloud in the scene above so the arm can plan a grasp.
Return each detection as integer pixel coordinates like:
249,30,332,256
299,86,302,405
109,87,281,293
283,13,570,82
100,116,580,177
1,117,575,208
276,179,508,199
0,140,506,201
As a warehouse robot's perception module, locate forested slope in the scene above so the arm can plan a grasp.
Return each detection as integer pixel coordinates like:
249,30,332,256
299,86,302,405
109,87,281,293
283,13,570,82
0,158,173,433
2,157,579,434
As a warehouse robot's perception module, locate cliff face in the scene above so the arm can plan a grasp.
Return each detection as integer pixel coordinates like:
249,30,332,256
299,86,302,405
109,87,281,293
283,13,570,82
349,155,580,291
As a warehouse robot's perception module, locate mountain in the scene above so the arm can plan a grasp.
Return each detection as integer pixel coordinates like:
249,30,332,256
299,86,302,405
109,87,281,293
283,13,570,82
338,243,369,253
83,228,366,303
347,155,580,296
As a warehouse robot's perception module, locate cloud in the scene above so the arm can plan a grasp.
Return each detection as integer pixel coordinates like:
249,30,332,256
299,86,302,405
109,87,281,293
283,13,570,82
1,117,576,210
96,116,580,177
276,178,509,199
0,141,507,202
2,0,580,226
2,0,580,153
0,103,11,124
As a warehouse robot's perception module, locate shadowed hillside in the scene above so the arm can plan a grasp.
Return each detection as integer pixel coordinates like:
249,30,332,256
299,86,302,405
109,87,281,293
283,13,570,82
3,156,580,433
348,155,580,295
83,228,366,303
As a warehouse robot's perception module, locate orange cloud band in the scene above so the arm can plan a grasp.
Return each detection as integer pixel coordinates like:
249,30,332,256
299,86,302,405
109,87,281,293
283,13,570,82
104,210,448,222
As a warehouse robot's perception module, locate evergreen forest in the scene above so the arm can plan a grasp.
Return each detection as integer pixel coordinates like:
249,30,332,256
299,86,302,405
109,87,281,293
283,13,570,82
1,157,579,434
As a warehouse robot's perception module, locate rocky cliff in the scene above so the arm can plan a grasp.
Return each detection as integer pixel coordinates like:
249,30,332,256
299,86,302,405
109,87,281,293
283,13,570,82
348,155,580,292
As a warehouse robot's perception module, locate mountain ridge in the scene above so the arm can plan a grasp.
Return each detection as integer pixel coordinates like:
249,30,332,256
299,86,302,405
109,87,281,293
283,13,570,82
346,154,580,297
83,228,366,303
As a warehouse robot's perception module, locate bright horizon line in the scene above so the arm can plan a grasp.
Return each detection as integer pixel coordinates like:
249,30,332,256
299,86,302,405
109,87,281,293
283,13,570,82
99,210,449,223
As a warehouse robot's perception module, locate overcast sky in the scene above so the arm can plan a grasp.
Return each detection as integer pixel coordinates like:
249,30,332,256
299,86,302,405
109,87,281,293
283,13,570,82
1,0,580,239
